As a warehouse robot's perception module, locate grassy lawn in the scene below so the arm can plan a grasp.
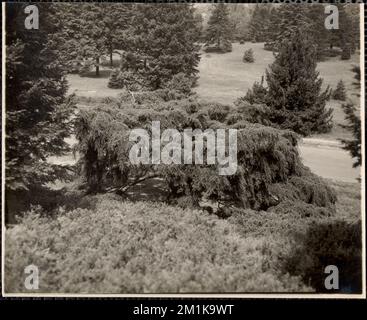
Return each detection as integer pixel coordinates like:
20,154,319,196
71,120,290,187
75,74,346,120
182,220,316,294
196,42,361,141
67,42,361,141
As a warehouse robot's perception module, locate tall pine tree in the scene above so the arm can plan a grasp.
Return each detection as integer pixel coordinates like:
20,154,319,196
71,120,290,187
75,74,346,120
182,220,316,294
248,4,271,43
265,29,332,135
6,3,74,193
245,29,332,136
205,3,232,48
306,4,330,60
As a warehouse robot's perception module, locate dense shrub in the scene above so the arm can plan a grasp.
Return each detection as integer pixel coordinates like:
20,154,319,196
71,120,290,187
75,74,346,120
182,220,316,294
207,103,231,122
332,80,347,101
283,220,362,293
341,45,351,60
268,171,337,209
235,78,267,105
108,70,144,91
117,89,189,106
263,42,274,51
5,197,310,293
163,73,195,95
243,49,255,63
227,103,272,127
324,48,342,58
74,97,336,213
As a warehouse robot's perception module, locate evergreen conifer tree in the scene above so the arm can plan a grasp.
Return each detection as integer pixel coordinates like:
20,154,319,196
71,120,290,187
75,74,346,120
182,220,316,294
332,80,347,101
306,4,330,60
6,3,74,192
253,29,333,136
205,3,232,49
243,48,255,63
340,66,361,168
248,5,271,43
56,3,132,75
125,4,200,89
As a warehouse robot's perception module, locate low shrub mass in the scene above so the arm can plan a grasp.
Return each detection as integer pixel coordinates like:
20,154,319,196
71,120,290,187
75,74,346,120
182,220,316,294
243,49,255,63
283,220,362,293
108,70,144,91
5,196,310,293
5,179,360,294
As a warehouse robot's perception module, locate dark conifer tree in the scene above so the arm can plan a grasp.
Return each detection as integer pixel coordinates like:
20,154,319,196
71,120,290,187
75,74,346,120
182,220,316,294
332,80,347,101
126,4,200,89
6,3,74,192
306,4,330,60
260,29,332,136
205,3,232,48
340,66,361,168
248,4,271,43
56,3,132,75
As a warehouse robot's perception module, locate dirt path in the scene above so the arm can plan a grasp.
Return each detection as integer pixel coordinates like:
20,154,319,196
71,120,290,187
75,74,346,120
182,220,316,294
299,144,360,183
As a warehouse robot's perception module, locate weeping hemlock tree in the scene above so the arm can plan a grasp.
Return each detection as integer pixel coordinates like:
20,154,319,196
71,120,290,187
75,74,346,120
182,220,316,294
242,29,332,136
6,4,74,218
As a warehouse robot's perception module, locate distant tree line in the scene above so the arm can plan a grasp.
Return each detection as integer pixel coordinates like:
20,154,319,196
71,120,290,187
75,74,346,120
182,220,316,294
247,4,359,60
56,3,201,89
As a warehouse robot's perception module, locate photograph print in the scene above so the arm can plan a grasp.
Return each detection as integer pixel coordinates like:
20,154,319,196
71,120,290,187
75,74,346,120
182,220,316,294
2,2,365,297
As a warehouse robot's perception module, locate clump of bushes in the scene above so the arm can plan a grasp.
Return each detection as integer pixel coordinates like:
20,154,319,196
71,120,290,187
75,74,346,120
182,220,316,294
332,80,347,101
324,47,342,58
283,220,362,293
163,73,196,96
5,197,310,293
263,42,274,51
341,45,351,60
243,48,255,63
108,70,144,91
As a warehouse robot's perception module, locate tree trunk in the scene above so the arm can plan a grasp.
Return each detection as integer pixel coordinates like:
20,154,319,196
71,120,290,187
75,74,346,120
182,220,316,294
96,57,100,76
109,47,113,67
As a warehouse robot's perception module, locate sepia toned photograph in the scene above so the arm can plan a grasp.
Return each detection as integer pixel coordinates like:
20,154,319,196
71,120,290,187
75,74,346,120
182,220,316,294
1,2,365,297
